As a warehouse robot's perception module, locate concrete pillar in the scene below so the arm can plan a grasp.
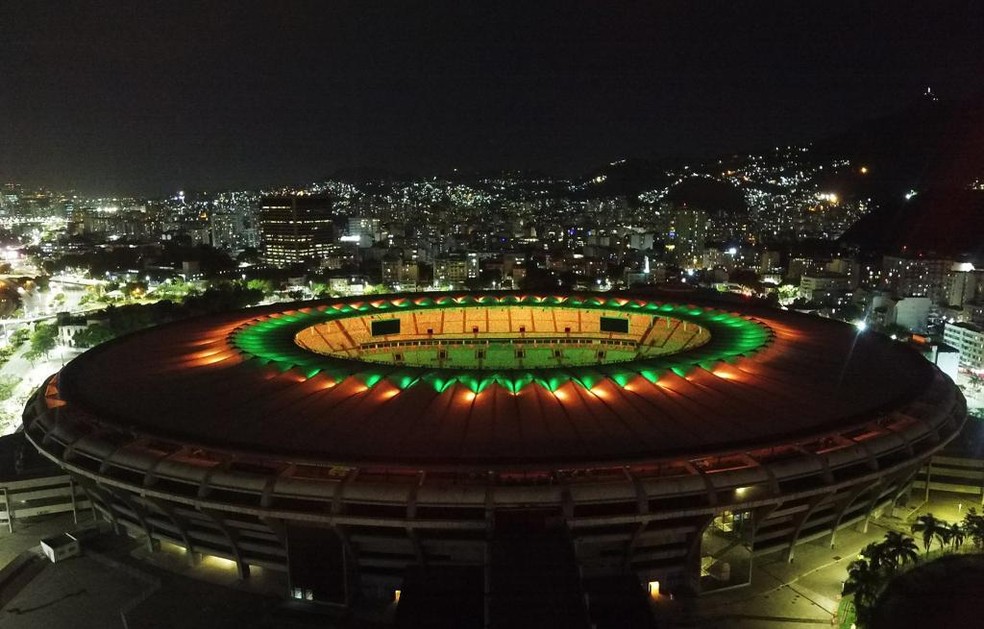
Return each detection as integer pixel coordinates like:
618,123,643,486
924,461,932,502
855,517,870,534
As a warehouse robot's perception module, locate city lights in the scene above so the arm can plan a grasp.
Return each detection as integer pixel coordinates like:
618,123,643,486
1,3,982,625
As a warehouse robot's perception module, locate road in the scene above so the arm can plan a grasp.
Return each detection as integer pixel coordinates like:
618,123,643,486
0,341,73,436
0,282,95,436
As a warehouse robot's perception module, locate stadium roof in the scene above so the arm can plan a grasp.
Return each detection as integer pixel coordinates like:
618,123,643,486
56,292,936,469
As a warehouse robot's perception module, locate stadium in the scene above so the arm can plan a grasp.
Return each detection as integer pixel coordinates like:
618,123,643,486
22,291,965,618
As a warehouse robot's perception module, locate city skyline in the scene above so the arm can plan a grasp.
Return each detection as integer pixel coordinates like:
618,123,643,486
3,1,983,195
3,4,984,627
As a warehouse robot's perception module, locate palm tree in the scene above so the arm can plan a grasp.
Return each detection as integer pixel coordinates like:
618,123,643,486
858,541,887,570
962,508,984,549
878,530,919,571
911,513,946,555
842,558,883,626
948,521,965,551
937,524,953,551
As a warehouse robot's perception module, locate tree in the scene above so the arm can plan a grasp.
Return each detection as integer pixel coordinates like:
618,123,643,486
970,372,984,392
947,521,965,551
362,284,389,295
859,541,889,571
962,508,984,549
842,558,882,627
878,530,919,571
246,278,275,297
9,327,29,347
124,280,148,300
0,375,21,401
842,532,923,628
911,513,947,555
73,325,116,349
24,322,58,362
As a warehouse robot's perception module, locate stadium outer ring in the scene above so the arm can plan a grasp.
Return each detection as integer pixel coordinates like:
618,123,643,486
23,291,966,598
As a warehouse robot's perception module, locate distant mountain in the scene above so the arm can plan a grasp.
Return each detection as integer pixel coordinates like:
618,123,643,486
576,158,674,199
665,176,747,215
813,91,984,202
827,91,984,258
841,188,984,259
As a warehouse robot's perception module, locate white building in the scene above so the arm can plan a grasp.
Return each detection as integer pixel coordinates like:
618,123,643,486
895,297,932,333
799,273,850,304
943,322,984,372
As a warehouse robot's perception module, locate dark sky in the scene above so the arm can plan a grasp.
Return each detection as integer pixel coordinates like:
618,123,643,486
2,1,982,195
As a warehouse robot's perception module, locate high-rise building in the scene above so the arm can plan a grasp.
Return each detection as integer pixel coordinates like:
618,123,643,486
380,254,419,286
882,256,954,302
346,216,380,248
260,196,334,268
434,252,479,285
662,206,707,269
944,321,984,371
948,262,982,308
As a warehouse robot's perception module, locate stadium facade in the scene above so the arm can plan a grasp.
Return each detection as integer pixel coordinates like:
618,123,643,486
23,292,965,605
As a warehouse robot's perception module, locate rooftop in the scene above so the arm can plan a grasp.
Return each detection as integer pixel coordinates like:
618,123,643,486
54,292,936,469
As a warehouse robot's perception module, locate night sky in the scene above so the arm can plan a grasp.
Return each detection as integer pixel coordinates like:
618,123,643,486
2,1,983,195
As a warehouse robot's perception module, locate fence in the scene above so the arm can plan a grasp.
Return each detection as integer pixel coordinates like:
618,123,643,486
0,474,93,532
